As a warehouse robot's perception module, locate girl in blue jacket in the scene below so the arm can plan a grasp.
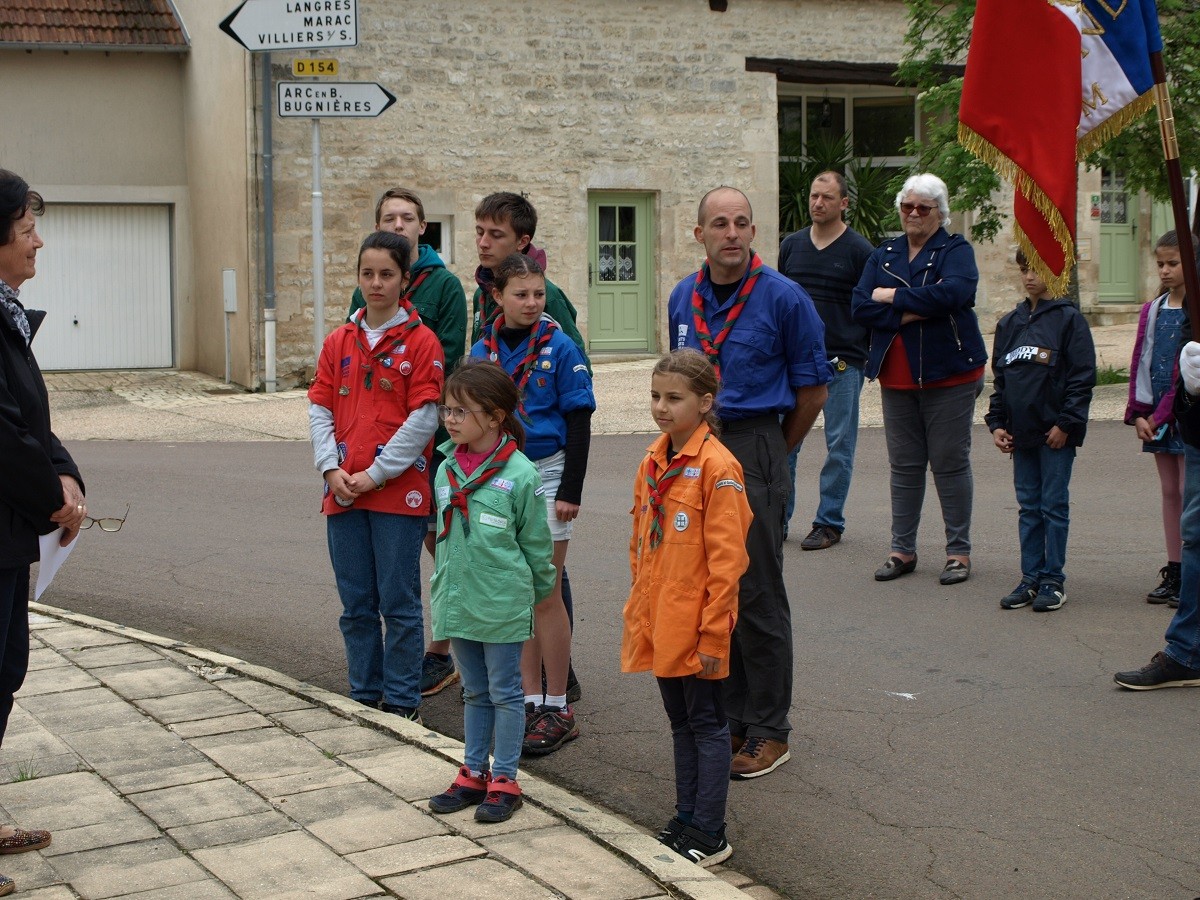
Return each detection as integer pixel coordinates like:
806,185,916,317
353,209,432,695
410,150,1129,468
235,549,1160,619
471,253,595,756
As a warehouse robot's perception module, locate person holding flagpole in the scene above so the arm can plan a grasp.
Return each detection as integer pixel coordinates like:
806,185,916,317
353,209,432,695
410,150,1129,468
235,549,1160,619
668,186,829,780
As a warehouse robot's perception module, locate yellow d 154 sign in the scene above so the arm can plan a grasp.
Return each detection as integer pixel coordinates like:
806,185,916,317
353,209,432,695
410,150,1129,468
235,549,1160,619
292,58,339,77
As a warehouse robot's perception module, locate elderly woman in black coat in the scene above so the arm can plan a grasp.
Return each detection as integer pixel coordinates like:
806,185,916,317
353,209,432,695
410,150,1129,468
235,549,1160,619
0,169,86,893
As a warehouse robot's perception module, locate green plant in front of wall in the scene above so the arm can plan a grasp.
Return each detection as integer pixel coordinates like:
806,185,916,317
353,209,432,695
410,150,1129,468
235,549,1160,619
778,131,901,245
1095,364,1131,386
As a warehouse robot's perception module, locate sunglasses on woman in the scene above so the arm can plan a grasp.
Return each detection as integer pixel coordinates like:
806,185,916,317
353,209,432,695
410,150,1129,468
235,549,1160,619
900,202,936,218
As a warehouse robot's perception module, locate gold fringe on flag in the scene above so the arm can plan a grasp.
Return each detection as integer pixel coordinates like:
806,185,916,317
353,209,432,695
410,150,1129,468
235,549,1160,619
957,121,1075,296
1076,89,1156,159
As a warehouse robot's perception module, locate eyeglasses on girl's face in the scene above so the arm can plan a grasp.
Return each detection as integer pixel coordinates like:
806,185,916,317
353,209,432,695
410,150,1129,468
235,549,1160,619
81,503,130,533
900,202,936,218
436,405,484,423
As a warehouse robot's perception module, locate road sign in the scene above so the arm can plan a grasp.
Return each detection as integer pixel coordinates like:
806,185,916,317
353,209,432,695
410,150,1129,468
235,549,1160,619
220,0,357,52
292,58,339,77
276,82,396,118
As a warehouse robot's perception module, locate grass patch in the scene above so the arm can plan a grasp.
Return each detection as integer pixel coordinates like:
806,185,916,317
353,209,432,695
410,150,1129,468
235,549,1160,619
1095,365,1130,385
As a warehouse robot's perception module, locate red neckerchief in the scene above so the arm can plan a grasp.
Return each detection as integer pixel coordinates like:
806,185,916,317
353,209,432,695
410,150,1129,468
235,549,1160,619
402,269,430,304
354,298,423,390
484,315,557,421
437,435,518,542
690,253,763,379
645,435,707,549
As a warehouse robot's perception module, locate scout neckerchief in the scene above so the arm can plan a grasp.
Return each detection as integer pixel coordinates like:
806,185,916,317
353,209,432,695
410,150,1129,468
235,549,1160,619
690,252,763,380
402,270,429,304
354,299,423,391
437,435,518,542
484,315,557,421
645,434,708,549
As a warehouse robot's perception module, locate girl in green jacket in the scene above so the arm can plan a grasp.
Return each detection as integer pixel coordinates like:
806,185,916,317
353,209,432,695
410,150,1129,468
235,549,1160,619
427,360,556,823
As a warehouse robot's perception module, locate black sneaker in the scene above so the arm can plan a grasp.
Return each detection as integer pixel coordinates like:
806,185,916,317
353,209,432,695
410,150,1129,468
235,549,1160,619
522,705,579,755
380,704,422,723
1032,582,1065,612
428,766,488,814
1000,580,1037,610
420,653,460,696
474,775,523,823
800,524,841,551
1114,651,1200,690
656,816,687,847
670,823,733,867
1147,564,1181,605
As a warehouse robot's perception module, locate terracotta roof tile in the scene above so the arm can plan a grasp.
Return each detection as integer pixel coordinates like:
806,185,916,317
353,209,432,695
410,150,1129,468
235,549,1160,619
0,0,188,49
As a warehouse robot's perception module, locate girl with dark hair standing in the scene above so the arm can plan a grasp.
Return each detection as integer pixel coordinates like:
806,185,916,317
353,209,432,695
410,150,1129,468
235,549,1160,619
308,231,444,720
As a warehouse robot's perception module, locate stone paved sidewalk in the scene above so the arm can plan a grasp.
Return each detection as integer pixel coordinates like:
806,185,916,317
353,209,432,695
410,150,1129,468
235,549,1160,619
0,608,765,900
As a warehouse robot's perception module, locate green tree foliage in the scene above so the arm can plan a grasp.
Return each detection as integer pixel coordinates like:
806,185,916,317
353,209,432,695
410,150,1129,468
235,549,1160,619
897,0,1200,242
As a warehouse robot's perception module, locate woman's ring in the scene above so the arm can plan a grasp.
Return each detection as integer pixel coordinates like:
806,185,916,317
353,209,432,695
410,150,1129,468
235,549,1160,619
76,504,83,511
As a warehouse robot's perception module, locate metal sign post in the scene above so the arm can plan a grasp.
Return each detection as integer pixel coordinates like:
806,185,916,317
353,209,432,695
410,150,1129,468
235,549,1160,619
275,80,397,360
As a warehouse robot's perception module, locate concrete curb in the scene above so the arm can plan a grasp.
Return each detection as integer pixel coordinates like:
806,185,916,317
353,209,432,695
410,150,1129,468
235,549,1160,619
29,601,760,900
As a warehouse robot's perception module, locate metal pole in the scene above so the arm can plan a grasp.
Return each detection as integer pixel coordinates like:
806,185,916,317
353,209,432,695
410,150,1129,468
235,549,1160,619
262,52,277,393
312,118,325,363
1150,53,1200,323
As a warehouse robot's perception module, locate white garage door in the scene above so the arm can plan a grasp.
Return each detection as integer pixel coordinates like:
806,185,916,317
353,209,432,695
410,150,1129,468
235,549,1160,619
19,204,173,370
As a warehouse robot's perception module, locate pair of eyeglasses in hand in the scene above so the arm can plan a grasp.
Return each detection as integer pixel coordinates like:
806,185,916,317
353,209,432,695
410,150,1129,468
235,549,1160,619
81,503,130,533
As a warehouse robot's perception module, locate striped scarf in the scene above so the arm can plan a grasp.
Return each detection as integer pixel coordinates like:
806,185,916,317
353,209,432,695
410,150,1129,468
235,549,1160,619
484,316,557,420
437,436,518,543
0,280,30,346
645,436,706,550
690,253,763,379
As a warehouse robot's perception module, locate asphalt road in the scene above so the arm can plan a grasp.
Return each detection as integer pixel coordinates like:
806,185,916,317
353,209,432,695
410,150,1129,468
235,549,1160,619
44,423,1200,899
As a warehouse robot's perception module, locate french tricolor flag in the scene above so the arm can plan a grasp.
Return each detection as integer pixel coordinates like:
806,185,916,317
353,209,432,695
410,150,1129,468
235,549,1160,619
959,0,1163,295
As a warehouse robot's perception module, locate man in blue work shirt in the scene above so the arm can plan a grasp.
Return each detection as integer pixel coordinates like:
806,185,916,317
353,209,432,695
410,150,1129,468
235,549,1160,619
667,186,830,779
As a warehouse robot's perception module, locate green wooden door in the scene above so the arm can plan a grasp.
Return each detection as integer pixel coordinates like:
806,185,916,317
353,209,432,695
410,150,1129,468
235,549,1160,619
588,193,654,352
1098,169,1140,303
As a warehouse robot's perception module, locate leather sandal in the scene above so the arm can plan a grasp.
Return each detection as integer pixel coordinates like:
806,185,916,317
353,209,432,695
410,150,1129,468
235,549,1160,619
874,554,917,581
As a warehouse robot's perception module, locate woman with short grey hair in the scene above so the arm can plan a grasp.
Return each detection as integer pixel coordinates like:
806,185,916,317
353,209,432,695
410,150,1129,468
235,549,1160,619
851,173,988,585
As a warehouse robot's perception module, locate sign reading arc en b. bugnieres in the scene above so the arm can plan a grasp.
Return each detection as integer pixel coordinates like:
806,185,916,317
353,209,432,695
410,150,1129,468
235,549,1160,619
220,0,357,52
276,82,396,118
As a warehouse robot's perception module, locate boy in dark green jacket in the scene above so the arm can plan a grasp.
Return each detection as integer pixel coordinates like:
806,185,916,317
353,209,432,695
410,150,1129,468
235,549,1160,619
347,188,466,373
470,192,588,367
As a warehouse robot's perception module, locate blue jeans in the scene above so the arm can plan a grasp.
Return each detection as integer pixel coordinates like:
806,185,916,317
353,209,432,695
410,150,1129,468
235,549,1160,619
1165,443,1200,669
452,637,525,779
786,364,864,533
1012,445,1076,586
326,510,425,709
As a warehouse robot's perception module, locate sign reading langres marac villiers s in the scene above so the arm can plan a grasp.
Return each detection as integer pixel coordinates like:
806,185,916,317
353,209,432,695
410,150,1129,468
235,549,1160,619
276,82,397,118
220,0,357,52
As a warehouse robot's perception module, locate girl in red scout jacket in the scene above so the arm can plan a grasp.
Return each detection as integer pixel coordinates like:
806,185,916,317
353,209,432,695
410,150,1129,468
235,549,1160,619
308,231,444,721
624,349,752,868
427,361,556,823
470,253,595,756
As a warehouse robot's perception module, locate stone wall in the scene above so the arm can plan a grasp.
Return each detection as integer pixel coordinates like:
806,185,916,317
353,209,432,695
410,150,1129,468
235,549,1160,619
263,0,908,385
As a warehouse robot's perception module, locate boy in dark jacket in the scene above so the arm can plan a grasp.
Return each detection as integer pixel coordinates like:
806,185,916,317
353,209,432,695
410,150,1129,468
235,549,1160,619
986,249,1096,612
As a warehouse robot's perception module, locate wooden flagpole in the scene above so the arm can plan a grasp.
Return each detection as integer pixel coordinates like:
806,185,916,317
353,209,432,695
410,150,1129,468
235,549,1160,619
1150,52,1200,325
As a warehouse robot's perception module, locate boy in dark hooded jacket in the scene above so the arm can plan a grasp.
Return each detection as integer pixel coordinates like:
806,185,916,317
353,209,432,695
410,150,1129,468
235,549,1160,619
986,248,1096,613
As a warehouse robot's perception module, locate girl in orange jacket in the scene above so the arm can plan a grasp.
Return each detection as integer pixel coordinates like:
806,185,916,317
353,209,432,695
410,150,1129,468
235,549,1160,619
623,349,752,868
